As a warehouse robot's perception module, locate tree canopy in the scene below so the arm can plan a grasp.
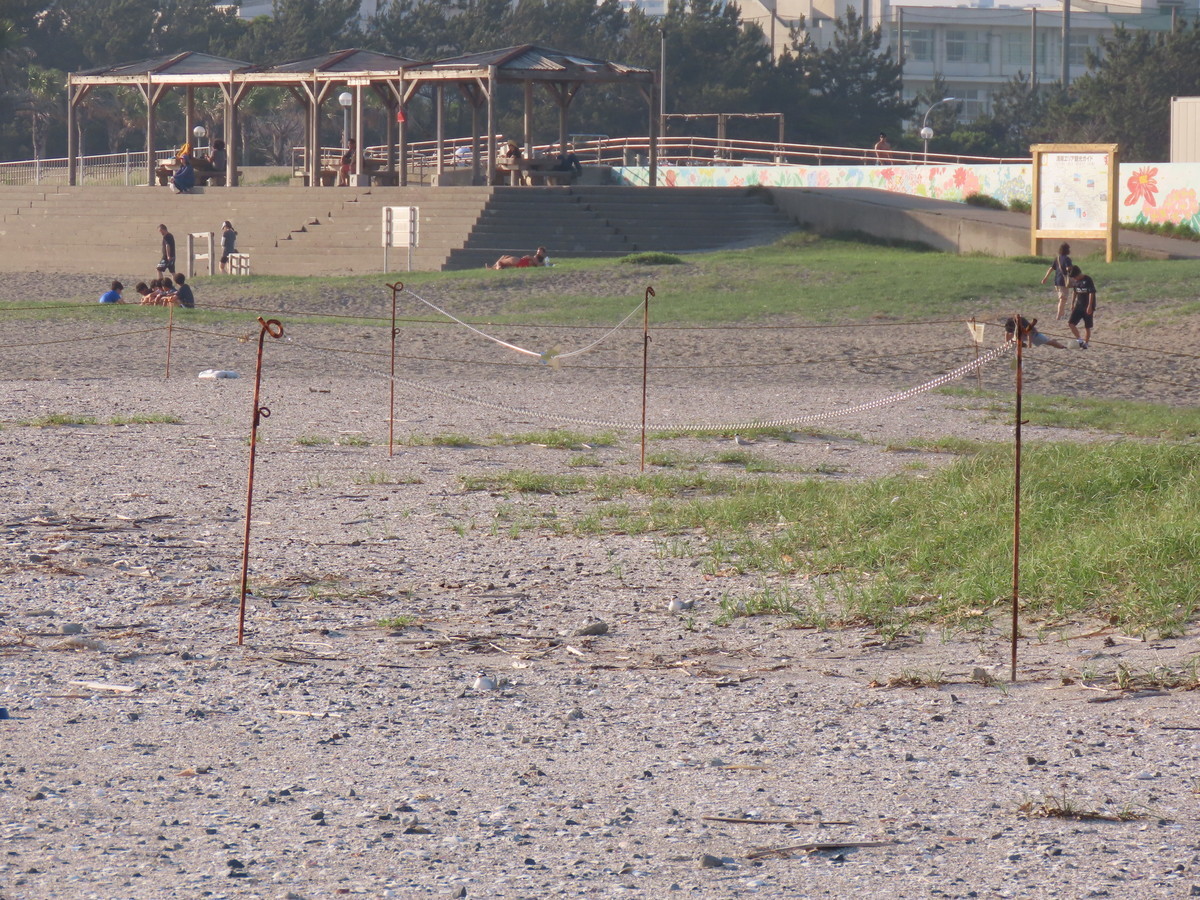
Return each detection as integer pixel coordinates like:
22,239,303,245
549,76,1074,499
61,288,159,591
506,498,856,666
0,0,1193,164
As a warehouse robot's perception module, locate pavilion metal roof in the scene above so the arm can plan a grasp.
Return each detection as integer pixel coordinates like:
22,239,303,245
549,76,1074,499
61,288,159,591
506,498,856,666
72,51,252,81
265,48,415,75
407,44,654,83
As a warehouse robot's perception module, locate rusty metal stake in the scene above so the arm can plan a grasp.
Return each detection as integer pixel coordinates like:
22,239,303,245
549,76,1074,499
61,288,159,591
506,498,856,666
971,315,981,392
1011,313,1026,681
238,316,285,645
165,302,175,379
387,281,403,457
640,286,654,473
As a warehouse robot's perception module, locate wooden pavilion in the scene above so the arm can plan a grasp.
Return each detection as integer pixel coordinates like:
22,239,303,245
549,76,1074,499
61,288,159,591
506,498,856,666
396,44,657,187
67,51,253,187
66,44,658,188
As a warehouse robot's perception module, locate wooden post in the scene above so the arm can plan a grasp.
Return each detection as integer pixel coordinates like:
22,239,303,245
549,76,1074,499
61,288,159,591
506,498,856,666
1011,314,1026,682
640,286,655,472
238,317,285,645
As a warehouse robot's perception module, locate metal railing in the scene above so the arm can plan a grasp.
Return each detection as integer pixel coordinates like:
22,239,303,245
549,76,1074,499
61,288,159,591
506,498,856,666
4,136,1030,189
0,149,188,187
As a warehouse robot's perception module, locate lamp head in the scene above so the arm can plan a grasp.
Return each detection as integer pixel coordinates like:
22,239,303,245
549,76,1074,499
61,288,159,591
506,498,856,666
193,124,206,139
338,91,353,108
919,126,934,141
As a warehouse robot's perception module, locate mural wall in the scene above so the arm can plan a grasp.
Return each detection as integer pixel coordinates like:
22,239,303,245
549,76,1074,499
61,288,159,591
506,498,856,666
615,163,1200,232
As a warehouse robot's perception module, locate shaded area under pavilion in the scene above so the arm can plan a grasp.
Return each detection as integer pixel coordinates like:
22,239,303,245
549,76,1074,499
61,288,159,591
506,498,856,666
65,45,659,188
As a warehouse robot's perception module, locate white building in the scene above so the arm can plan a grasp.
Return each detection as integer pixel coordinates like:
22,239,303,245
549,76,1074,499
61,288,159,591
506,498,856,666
239,0,1195,120
637,0,1193,119
237,0,383,18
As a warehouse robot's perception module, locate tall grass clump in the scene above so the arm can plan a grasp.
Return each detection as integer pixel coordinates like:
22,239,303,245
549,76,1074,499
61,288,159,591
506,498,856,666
559,442,1200,635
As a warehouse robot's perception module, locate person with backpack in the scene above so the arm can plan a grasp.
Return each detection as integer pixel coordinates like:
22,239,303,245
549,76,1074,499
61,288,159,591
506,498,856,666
1040,242,1072,320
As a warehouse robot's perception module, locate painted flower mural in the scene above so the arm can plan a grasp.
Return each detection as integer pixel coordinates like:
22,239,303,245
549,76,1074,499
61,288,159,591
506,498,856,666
1144,187,1199,227
621,161,1200,229
1125,167,1158,207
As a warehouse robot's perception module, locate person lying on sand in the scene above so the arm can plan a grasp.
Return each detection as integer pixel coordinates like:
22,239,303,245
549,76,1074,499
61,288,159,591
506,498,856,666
490,246,548,270
1003,315,1067,349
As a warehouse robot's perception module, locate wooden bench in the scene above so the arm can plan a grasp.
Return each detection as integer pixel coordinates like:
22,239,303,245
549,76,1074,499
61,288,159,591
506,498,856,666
196,170,242,187
496,158,578,186
227,253,251,275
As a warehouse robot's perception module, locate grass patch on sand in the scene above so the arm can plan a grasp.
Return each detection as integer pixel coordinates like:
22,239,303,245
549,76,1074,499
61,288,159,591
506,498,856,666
464,442,1200,636
108,414,182,426
492,429,618,450
19,413,99,426
942,387,1200,439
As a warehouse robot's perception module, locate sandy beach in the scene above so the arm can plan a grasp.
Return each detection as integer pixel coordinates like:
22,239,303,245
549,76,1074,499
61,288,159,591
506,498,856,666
0,268,1198,899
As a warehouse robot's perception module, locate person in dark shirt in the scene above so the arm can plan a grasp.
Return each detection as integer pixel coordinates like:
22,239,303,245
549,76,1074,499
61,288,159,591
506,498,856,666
158,224,176,274
1067,265,1096,349
1040,242,1072,320
195,139,226,173
339,138,356,186
552,144,582,178
172,272,195,309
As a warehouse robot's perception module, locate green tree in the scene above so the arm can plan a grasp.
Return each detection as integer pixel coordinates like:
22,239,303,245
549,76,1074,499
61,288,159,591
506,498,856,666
232,0,360,64
789,9,913,147
911,73,959,141
21,64,64,158
1070,21,1200,161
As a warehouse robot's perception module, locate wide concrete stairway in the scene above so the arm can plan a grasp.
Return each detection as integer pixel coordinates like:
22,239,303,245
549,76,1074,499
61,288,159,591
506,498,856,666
0,183,795,278
444,185,796,269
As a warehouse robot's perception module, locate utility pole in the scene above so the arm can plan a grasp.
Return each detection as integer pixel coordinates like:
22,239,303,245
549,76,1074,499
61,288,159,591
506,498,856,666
1031,8,1037,88
1061,0,1070,88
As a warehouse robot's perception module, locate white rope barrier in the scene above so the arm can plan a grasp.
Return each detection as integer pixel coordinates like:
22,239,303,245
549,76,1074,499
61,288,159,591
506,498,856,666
373,341,1016,433
402,287,646,365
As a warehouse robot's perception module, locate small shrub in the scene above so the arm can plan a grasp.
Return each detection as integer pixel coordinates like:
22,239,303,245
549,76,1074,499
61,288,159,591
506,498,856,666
964,192,1006,210
619,252,684,265
1124,219,1200,243
1008,198,1032,213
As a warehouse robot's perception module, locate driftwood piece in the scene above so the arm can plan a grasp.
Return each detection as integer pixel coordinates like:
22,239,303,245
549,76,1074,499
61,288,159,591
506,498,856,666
747,839,894,860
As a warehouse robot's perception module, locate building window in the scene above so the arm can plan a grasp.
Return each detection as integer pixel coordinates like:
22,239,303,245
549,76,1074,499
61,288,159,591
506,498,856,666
946,29,990,64
1068,33,1092,66
947,86,988,118
1003,32,1030,67
904,28,933,61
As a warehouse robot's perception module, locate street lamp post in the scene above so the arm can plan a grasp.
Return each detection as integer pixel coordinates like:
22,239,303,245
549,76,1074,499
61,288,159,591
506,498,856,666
338,91,353,150
659,28,666,156
192,124,206,155
920,96,958,163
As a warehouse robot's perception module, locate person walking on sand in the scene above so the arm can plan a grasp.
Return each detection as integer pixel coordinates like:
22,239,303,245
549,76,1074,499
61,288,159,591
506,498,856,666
1067,265,1096,349
1040,242,1072,320
158,224,176,274
219,221,238,274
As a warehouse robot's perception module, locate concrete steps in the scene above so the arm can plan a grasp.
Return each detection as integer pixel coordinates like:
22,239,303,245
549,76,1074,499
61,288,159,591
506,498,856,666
0,183,795,277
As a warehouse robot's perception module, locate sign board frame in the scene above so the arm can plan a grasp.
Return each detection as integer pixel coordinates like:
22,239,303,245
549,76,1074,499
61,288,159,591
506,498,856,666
382,206,419,272
1030,143,1119,262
